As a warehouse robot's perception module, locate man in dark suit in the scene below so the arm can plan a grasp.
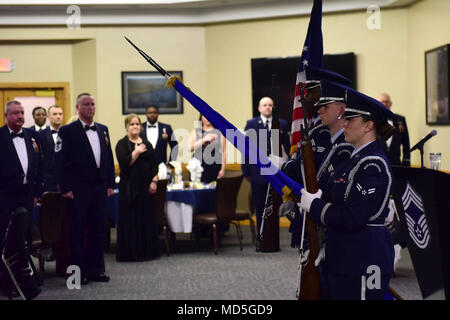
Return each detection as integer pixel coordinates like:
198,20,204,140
39,105,64,261
379,93,410,166
40,105,63,192
140,105,178,165
29,106,47,132
55,93,115,285
241,97,290,242
0,100,43,296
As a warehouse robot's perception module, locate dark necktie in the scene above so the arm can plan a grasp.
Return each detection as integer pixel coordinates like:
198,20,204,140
11,132,24,138
51,130,58,134
85,125,97,131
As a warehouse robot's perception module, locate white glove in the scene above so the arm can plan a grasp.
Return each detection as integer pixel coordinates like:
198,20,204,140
314,243,326,266
300,249,310,264
297,189,322,213
385,199,396,225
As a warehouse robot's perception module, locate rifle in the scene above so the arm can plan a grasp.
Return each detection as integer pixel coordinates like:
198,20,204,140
297,83,321,300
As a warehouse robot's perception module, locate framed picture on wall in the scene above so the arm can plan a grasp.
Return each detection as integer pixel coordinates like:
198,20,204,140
121,71,183,115
425,44,449,125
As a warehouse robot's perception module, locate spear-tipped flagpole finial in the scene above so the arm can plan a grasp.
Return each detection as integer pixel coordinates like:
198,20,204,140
124,36,172,80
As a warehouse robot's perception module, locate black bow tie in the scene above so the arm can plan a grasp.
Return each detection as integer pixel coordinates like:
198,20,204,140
51,130,58,134
11,132,24,138
148,125,157,128
85,125,97,131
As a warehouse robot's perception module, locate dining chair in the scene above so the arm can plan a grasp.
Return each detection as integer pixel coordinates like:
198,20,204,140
31,192,64,283
153,179,171,256
192,175,246,253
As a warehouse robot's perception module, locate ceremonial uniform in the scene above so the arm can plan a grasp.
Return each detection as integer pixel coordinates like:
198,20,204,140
55,119,115,279
309,140,394,299
299,89,396,300
141,121,178,165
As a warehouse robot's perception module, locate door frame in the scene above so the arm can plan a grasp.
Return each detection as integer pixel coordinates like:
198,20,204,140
0,82,70,125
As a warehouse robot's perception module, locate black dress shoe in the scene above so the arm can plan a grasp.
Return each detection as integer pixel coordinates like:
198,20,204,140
88,274,110,282
81,277,89,285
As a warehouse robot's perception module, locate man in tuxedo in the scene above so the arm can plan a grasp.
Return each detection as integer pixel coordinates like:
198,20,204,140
39,105,64,261
0,100,43,296
40,105,63,192
241,97,290,243
140,105,178,165
379,93,410,166
29,106,47,132
55,93,115,285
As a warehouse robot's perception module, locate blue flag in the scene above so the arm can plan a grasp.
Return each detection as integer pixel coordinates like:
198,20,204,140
170,78,303,199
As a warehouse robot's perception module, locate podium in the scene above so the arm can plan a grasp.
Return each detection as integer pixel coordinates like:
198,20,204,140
391,166,450,299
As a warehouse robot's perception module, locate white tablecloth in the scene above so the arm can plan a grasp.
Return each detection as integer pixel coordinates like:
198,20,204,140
166,201,194,233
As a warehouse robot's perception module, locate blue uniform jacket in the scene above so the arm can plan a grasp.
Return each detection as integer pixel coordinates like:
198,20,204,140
316,131,354,189
140,122,178,165
55,120,115,194
309,139,394,275
282,121,331,184
0,125,43,199
241,116,290,186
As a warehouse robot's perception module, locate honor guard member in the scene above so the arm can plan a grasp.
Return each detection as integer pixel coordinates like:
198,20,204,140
289,80,355,248
0,100,43,296
55,93,115,285
282,69,352,248
315,80,355,187
283,67,352,182
29,106,48,132
40,105,64,192
242,97,291,241
140,105,178,166
298,89,395,300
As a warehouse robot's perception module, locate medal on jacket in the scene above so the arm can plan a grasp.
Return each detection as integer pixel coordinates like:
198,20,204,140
398,121,405,133
104,131,110,146
31,137,39,153
334,177,346,184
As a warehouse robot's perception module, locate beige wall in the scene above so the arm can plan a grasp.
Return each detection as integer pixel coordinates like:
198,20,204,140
0,41,73,88
0,0,449,170
407,0,450,169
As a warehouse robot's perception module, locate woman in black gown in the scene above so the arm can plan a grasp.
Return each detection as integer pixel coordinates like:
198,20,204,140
115,114,161,261
188,114,226,183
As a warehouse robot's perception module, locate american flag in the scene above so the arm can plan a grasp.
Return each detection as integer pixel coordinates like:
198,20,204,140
290,0,323,155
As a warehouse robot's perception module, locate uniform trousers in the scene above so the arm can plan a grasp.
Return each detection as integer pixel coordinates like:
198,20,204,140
66,181,107,278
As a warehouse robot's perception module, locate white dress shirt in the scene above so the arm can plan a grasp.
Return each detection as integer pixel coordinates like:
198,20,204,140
50,126,59,144
80,119,101,168
9,127,28,184
34,124,47,131
351,140,376,158
260,115,272,131
146,121,159,149
331,128,344,144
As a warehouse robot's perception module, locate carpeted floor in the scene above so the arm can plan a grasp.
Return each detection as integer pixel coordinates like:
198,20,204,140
2,225,422,300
